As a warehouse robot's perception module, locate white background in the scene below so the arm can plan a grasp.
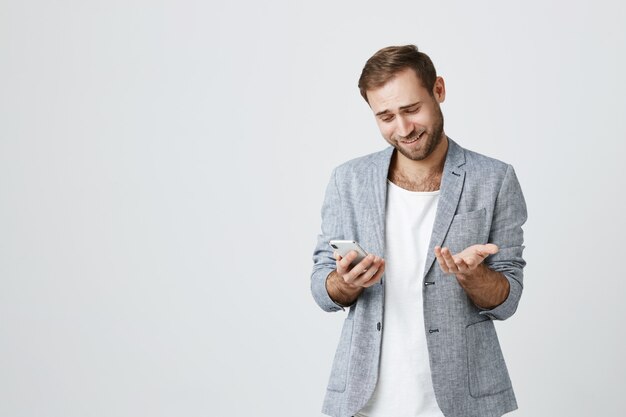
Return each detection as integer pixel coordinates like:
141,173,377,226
1,1,625,416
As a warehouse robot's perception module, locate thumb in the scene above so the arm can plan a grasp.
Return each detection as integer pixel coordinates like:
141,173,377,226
480,243,499,256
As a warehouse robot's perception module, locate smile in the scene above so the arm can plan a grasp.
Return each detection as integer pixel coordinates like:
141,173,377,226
400,130,425,144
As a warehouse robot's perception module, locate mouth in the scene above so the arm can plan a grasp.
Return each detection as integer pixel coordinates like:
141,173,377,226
400,129,426,144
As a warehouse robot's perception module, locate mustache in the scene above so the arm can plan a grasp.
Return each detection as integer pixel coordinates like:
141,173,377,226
397,128,426,141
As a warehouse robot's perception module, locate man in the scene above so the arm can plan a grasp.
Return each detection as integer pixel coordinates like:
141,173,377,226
311,45,527,417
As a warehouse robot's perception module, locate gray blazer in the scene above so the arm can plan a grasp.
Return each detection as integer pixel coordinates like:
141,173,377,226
311,138,527,417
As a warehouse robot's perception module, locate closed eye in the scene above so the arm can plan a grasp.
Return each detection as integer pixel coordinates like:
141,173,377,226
405,105,420,114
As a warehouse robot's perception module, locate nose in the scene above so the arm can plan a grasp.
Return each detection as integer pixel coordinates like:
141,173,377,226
396,116,413,138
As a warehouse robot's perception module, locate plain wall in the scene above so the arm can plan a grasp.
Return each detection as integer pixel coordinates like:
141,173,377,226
1,0,625,416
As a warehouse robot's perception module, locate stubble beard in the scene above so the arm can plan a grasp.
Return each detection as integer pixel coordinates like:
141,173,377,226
393,105,445,161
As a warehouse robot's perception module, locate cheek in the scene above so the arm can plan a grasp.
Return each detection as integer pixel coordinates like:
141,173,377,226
421,108,440,127
408,113,428,127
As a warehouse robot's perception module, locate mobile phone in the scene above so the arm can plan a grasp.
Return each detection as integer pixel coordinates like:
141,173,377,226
329,240,368,268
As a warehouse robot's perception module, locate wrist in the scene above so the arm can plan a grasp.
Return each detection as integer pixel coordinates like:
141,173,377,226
326,270,363,306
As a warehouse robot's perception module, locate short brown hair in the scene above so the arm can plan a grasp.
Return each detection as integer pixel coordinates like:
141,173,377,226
358,45,437,103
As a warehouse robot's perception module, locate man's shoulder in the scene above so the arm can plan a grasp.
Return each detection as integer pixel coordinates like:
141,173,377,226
460,143,511,177
333,147,393,177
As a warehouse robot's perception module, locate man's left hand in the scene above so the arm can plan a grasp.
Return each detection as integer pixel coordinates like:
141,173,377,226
434,243,499,277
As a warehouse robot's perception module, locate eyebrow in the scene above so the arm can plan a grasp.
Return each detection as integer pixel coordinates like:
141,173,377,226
375,101,421,116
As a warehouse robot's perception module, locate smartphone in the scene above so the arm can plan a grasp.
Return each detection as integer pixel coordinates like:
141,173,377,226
329,240,368,268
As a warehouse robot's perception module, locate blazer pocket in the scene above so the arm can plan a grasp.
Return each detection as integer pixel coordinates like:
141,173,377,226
444,208,487,254
466,319,513,398
453,207,486,222
326,318,354,392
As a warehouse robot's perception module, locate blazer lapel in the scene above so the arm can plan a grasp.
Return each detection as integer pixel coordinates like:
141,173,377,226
422,138,466,279
369,147,394,259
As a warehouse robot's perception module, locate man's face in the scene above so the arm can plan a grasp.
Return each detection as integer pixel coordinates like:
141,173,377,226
366,68,446,162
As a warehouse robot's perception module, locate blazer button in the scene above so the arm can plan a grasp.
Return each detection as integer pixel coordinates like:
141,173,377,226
377,322,381,331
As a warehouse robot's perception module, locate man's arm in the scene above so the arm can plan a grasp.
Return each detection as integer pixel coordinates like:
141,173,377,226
482,164,527,319
434,164,527,319
311,168,364,312
311,166,386,311
457,264,510,309
435,244,510,309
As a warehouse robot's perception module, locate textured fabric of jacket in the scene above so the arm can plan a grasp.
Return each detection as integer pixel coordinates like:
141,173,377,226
311,138,527,417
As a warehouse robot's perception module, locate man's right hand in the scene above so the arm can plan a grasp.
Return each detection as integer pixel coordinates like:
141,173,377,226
326,251,385,307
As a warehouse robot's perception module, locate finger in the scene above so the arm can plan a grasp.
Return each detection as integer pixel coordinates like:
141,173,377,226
454,257,470,273
434,246,449,273
336,256,347,275
473,244,499,259
463,251,490,269
354,266,378,286
481,243,499,256
465,252,494,271
338,250,358,272
345,254,375,282
354,254,377,278
457,245,489,269
359,257,384,281
351,256,383,286
441,247,459,273
362,260,385,287
485,243,499,253
336,255,352,275
334,252,344,273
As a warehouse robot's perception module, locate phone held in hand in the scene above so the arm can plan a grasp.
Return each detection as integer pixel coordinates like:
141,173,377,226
329,240,368,268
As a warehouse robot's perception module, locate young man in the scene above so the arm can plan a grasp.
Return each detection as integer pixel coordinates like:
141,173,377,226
311,45,527,417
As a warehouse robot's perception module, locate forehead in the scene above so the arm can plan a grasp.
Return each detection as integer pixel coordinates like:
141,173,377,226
366,68,430,112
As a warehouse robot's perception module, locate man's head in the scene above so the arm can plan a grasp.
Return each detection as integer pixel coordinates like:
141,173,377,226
359,45,446,162
358,45,437,104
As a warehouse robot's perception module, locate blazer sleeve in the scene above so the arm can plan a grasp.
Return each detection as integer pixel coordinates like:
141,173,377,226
480,164,528,321
311,168,347,312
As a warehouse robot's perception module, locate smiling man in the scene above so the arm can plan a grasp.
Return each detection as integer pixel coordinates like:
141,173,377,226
311,45,527,417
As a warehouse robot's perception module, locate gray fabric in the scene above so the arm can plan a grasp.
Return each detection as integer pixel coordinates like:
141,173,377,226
311,138,527,417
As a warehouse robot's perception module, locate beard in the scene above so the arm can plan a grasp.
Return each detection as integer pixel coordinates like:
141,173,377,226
392,104,445,161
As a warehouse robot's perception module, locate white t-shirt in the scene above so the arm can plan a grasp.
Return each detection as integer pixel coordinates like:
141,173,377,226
356,180,445,417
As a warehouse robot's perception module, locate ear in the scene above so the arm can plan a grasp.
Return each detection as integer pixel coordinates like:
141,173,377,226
433,76,446,103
